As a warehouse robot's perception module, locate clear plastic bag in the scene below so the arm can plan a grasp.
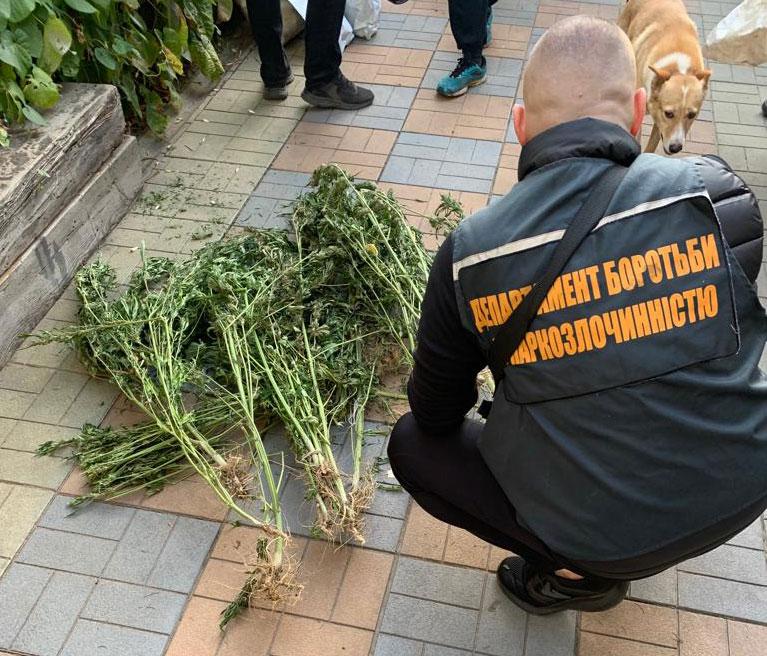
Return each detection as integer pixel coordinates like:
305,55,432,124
704,0,767,66
345,0,381,39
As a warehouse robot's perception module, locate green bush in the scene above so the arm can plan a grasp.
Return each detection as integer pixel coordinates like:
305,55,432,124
0,0,232,146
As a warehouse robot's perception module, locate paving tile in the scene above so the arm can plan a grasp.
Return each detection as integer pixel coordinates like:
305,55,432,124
680,543,767,586
332,548,393,629
381,132,501,193
164,596,225,656
341,43,431,87
391,556,485,608
272,615,373,656
374,634,423,656
401,502,449,560
195,556,250,603
629,567,678,606
60,619,167,656
0,388,37,419
382,0,448,17
438,23,531,59
0,563,52,648
22,370,88,425
102,509,175,585
0,557,8,575
0,419,78,452
423,646,471,656
17,527,116,576
580,600,678,647
362,513,404,552
578,632,677,656
368,486,411,520
272,122,396,180
493,0,540,28
139,474,230,521
39,495,135,540
0,363,54,395
679,610,728,656
536,0,618,28
404,90,513,141
290,540,349,620
525,611,577,656
0,484,52,559
474,573,526,656
59,377,120,428
145,515,219,592
0,448,70,488
217,606,283,656
380,593,478,650
727,619,767,656
12,570,95,656
422,52,522,98
369,14,448,50
494,142,521,195
678,571,767,623
81,579,186,633
305,85,417,132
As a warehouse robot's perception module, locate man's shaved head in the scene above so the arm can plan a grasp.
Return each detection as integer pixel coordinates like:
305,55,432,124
515,16,643,142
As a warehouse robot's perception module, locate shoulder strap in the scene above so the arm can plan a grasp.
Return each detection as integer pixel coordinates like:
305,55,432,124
488,165,628,381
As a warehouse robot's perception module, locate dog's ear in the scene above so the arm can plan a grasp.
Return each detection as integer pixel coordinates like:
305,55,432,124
695,69,712,86
649,66,671,89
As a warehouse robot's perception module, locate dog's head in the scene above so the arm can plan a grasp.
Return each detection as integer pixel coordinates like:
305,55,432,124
647,66,711,154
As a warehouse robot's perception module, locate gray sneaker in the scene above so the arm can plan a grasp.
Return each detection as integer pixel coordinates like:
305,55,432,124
264,73,295,101
301,74,374,110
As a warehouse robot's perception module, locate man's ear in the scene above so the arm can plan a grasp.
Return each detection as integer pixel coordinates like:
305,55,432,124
513,103,527,145
649,65,671,90
630,87,646,137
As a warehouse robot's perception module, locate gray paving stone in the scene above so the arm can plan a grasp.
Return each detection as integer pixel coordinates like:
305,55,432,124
39,496,135,540
422,52,522,97
363,513,404,552
82,580,186,634
60,619,167,656
525,611,577,656
424,645,471,656
475,573,526,656
678,571,767,623
368,487,411,520
304,85,417,131
370,14,448,50
146,516,219,592
380,593,479,651
374,634,423,656
279,474,320,537
12,571,95,656
17,527,116,576
492,0,538,27
235,170,311,229
0,563,52,648
392,557,485,608
629,567,678,605
102,510,175,585
679,543,767,586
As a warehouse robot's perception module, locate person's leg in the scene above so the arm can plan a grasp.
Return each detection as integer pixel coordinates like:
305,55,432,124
388,413,564,571
245,0,291,89
300,0,374,109
447,0,489,63
303,0,344,89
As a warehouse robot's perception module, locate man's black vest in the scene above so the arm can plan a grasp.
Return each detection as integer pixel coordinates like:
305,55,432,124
452,138,767,563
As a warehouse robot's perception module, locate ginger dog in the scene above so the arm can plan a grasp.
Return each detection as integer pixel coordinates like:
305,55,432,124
618,0,711,154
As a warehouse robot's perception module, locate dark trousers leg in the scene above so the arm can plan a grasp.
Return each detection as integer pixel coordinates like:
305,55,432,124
246,0,291,87
388,413,567,572
447,0,492,62
304,0,345,90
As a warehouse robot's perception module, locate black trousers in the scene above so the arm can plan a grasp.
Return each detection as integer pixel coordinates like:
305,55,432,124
388,413,762,581
246,0,344,90
448,0,498,61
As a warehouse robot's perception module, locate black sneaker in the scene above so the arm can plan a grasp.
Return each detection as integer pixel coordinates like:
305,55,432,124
497,557,628,615
264,73,295,101
301,73,374,110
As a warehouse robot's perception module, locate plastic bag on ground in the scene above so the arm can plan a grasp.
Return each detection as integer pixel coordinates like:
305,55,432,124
704,0,767,66
288,0,355,50
345,0,381,39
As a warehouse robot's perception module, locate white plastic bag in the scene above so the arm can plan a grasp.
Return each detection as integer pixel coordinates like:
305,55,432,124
704,0,767,66
345,0,381,39
287,0,355,51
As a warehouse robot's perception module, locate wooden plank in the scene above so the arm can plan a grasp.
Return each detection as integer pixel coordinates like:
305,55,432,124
0,136,143,367
0,83,125,274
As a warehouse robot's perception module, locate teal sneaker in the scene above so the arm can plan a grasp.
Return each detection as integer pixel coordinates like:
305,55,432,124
485,8,493,47
436,57,487,98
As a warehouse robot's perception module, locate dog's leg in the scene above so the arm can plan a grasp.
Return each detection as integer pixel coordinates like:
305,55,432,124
645,125,661,153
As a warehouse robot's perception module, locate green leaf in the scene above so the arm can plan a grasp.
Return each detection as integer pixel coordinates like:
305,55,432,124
9,0,36,23
59,49,79,77
90,0,111,9
94,46,117,70
162,26,182,57
112,36,132,56
121,0,138,9
0,1,9,21
63,0,97,13
118,71,140,115
0,30,32,77
0,125,9,148
23,65,59,108
189,34,222,80
22,103,46,125
216,0,233,23
14,19,42,59
39,16,71,73
145,98,168,134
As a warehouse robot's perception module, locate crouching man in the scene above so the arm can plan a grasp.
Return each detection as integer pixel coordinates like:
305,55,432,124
389,15,767,615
